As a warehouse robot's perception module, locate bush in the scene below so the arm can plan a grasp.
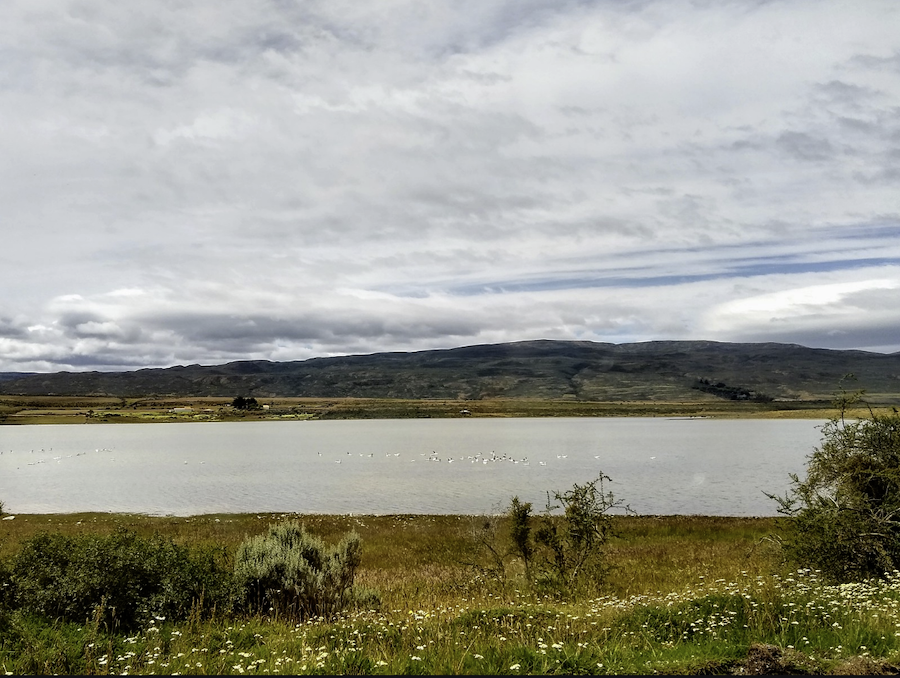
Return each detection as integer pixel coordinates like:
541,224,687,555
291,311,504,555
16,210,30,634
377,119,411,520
531,474,626,591
233,521,368,620
10,529,232,630
0,558,13,636
471,475,628,594
771,391,900,582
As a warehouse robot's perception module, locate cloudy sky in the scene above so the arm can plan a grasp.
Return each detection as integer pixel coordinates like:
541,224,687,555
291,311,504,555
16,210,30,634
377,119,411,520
2,0,899,372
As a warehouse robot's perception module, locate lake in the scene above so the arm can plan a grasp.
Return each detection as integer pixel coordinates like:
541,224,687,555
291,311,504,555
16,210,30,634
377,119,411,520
0,417,826,516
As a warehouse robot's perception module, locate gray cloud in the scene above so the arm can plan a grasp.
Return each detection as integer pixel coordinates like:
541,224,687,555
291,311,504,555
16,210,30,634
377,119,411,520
1,0,900,371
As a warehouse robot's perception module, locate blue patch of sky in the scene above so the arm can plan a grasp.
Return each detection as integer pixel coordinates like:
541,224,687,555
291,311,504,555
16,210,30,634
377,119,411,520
377,221,900,298
443,223,900,296
446,256,900,296
828,223,900,241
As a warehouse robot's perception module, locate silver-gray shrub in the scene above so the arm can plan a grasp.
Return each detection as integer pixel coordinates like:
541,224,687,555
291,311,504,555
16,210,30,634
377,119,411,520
233,521,363,620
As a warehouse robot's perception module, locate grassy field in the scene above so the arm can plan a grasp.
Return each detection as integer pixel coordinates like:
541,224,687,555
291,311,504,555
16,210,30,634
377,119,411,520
2,512,900,674
1,394,884,425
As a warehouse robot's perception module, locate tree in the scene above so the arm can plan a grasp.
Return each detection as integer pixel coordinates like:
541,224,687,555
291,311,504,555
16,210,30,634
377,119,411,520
232,396,259,410
770,388,900,582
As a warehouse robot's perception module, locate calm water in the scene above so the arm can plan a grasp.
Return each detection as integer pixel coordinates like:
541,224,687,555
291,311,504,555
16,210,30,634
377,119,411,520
0,418,825,516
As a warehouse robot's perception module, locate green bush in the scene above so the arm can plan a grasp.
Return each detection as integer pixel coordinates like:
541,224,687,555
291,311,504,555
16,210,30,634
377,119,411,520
233,521,369,620
471,475,627,594
0,558,12,636
10,529,232,630
531,474,625,591
771,391,900,582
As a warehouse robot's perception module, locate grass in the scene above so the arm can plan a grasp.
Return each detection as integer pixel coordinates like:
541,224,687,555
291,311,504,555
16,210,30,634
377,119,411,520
3,512,900,674
2,394,885,425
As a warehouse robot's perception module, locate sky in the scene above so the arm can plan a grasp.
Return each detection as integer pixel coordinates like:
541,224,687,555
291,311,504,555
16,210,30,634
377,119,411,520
2,0,900,373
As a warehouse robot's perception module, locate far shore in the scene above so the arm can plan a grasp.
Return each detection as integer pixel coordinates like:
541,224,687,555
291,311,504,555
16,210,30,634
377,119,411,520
1,394,888,425
0,396,872,424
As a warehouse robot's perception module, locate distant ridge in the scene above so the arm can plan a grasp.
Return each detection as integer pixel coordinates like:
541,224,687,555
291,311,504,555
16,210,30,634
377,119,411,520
1,340,899,402
0,372,37,383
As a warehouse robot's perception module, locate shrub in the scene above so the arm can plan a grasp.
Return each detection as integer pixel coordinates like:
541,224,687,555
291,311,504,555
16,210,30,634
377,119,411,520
10,529,232,630
233,521,367,620
770,390,900,582
531,474,626,591
0,558,13,636
508,496,535,578
471,475,628,594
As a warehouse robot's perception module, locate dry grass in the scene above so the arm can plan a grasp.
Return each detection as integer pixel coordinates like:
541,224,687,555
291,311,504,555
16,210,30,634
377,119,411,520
0,512,779,608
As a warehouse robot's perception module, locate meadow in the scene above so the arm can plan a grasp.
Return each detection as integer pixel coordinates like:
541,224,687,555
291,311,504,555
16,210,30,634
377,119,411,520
2,512,900,675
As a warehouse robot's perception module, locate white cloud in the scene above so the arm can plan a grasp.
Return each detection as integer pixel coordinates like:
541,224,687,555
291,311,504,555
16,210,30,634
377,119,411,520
1,0,899,371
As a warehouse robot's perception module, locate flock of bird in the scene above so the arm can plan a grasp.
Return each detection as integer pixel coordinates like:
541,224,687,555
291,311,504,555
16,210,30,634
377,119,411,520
321,449,578,466
3,447,101,469
7,446,609,469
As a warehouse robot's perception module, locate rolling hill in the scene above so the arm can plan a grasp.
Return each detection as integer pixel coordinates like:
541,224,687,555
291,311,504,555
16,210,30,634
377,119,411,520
1,340,899,402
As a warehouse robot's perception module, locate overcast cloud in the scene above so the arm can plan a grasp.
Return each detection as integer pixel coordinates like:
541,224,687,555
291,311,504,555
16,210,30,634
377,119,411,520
2,0,899,372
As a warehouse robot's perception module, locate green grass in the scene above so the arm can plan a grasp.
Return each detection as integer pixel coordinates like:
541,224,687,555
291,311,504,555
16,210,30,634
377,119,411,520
3,513,900,674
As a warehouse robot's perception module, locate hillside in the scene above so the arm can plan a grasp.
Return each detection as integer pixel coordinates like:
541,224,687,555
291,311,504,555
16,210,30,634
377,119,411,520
1,340,899,402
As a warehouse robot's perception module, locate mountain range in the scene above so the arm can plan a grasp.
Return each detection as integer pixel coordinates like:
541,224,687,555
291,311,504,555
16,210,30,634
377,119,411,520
1,340,899,402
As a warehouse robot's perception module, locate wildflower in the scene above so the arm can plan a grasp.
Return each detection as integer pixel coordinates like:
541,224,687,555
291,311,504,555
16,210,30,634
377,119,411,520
510,663,521,670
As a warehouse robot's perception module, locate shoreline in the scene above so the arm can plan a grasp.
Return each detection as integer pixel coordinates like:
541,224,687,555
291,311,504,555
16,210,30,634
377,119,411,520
0,394,860,425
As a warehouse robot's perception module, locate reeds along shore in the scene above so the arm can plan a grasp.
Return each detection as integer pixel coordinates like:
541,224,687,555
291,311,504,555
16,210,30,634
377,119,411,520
3,512,900,674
